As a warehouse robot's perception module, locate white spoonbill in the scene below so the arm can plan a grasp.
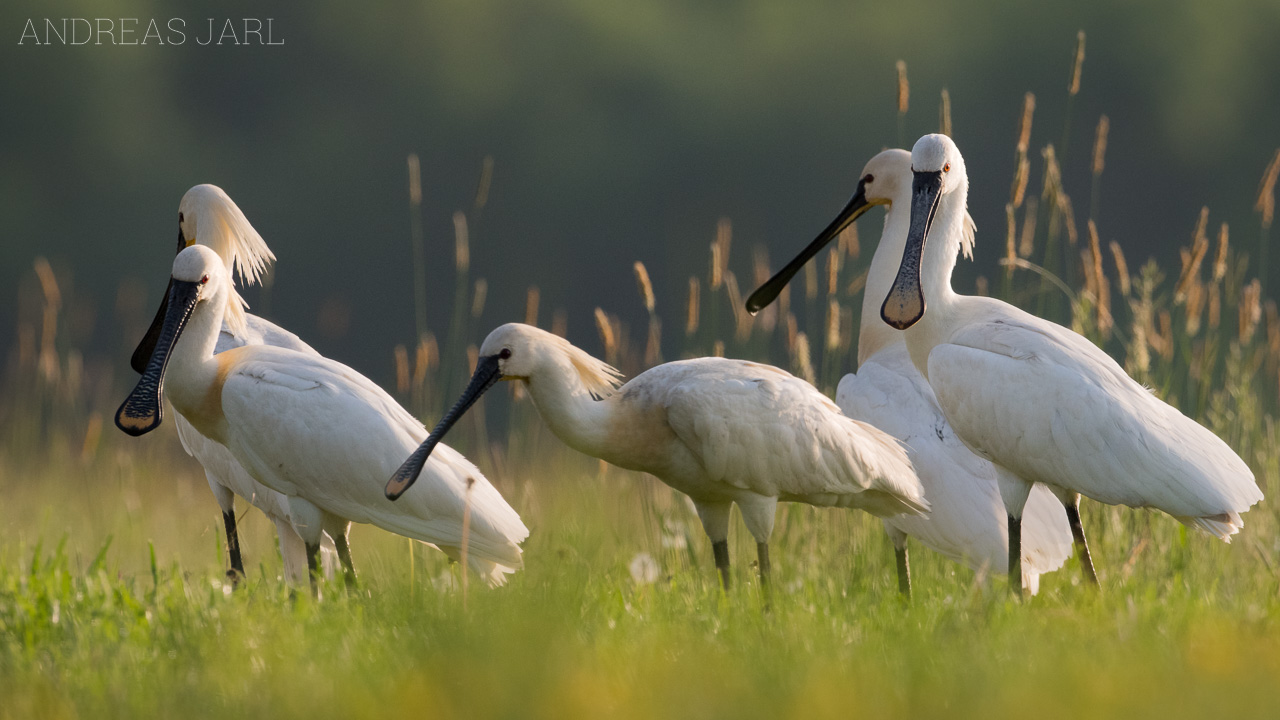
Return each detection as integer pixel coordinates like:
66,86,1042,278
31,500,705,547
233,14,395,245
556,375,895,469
117,245,528,593
882,133,1262,595
385,322,927,591
745,149,1073,597
129,184,335,586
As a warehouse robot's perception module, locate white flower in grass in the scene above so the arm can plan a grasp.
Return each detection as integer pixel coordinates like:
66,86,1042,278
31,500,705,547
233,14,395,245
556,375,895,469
629,553,660,585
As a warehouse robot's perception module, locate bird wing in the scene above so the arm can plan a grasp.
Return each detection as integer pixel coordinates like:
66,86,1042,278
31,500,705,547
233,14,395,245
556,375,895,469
215,312,317,357
659,358,925,516
169,312,315,522
927,304,1261,537
841,346,1072,575
238,313,318,355
220,347,527,567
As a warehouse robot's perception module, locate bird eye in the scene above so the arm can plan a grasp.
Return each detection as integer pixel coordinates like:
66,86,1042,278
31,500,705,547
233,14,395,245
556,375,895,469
943,163,952,173
498,348,512,359
200,275,209,285
863,174,875,184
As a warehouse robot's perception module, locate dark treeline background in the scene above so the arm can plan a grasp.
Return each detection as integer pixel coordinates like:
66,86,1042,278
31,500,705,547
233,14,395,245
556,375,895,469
2,0,1279,385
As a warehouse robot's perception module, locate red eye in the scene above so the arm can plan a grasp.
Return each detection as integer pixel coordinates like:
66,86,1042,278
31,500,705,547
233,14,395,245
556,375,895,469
943,163,952,173
200,275,209,285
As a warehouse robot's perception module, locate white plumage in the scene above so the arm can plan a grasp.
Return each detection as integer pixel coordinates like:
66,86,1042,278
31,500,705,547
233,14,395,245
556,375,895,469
120,244,528,589
750,149,1072,595
885,134,1262,591
388,322,927,590
140,185,336,584
839,344,1073,594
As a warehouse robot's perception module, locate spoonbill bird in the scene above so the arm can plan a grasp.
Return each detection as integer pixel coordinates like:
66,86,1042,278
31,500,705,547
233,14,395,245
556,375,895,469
385,322,927,591
129,184,335,586
746,149,1073,597
883,133,1262,595
117,245,528,593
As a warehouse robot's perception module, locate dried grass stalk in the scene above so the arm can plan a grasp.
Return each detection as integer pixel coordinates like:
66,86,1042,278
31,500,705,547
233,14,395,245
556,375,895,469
1017,93,1036,154
594,307,616,362
1109,241,1131,297
394,345,410,393
645,317,662,367
793,332,815,384
633,261,656,313
1174,207,1211,302
1240,279,1262,343
1012,156,1031,209
1069,31,1086,96
939,88,952,136
1213,223,1230,282
1004,203,1017,269
896,60,909,114
826,248,840,296
1092,115,1110,176
552,309,568,338
846,269,868,296
471,279,488,318
1256,148,1280,229
709,242,722,291
453,211,470,273
1087,221,1109,330
525,286,540,327
407,154,422,205
1019,197,1039,258
686,276,700,337
475,155,495,210
826,298,840,351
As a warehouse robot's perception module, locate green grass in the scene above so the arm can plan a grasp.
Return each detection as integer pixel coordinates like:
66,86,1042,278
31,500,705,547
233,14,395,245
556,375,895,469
3,439,1280,719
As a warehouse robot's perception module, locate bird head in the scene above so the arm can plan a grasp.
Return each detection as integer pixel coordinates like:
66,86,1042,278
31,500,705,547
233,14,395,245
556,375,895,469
880,134,969,330
116,245,229,437
744,149,911,315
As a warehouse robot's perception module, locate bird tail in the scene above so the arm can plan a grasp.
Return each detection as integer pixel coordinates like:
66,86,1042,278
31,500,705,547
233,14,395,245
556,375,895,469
846,418,930,517
1184,512,1245,542
438,543,523,587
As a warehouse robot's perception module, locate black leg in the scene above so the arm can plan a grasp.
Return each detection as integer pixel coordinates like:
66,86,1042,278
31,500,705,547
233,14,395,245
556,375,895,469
1008,514,1024,599
222,510,244,587
306,542,321,599
756,542,772,598
712,540,731,591
1064,494,1100,587
334,534,357,590
895,543,912,601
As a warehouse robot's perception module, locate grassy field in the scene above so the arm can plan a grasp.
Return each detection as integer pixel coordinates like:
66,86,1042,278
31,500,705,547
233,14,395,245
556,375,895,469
5,37,1280,718
2,438,1280,719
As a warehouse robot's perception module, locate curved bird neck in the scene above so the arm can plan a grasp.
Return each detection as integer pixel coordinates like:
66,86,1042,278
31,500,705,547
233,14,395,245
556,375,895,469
860,201,911,365
522,353,615,458
165,293,231,432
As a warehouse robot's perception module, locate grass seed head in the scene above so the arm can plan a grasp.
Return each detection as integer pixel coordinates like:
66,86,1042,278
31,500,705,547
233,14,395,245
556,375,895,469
896,60,909,114
1092,115,1110,176
633,261,656,314
1017,92,1036,154
1069,31,1086,96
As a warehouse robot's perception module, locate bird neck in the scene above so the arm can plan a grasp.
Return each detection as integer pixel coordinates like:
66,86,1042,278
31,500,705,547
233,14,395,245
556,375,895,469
860,202,910,366
522,354,614,458
920,189,967,315
165,294,230,438
902,188,969,377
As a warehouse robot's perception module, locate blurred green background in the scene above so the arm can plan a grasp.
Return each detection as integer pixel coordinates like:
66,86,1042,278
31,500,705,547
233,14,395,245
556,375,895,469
2,0,1279,382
